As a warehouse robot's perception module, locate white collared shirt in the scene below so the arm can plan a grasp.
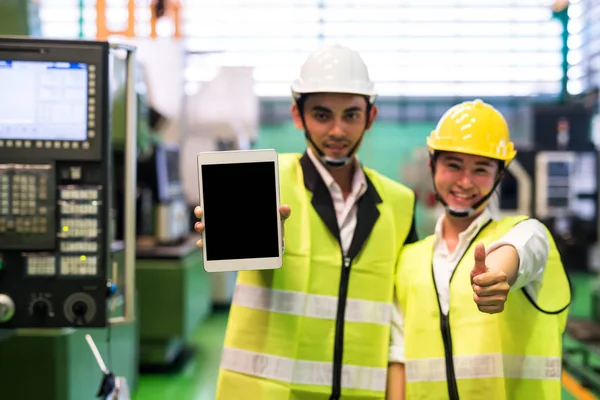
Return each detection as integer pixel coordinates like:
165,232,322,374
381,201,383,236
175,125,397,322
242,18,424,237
388,207,550,363
306,148,367,254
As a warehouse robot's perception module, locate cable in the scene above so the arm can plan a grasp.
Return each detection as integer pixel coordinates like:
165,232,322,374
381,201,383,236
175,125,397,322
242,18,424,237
106,323,113,372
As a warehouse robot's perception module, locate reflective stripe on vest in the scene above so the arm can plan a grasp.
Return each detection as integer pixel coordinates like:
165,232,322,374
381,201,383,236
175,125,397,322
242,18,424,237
221,347,388,392
232,283,392,326
216,153,416,399
405,354,562,382
396,215,570,400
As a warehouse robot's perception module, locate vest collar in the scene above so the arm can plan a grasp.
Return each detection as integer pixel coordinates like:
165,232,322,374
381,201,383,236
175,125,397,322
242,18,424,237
299,151,382,259
299,151,382,204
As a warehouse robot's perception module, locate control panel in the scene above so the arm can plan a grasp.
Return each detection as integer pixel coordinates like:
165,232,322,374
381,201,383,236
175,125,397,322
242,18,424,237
535,151,599,220
0,37,130,329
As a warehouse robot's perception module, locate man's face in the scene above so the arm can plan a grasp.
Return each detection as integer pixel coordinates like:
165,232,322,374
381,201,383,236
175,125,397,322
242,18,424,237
292,93,377,160
433,152,500,211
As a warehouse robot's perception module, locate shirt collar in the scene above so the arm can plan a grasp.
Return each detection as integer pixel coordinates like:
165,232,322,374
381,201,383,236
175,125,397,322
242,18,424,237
434,207,496,244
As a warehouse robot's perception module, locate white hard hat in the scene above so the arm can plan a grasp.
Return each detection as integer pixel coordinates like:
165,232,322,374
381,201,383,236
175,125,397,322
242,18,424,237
291,43,377,103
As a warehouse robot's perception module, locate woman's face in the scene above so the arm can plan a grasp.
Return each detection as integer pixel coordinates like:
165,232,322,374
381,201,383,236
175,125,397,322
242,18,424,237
433,152,500,211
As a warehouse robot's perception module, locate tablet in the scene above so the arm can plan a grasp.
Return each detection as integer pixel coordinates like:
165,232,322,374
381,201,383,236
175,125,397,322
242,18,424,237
196,149,283,273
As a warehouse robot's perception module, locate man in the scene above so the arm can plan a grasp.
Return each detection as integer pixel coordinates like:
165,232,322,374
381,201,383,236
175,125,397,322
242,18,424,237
194,44,418,399
386,99,571,399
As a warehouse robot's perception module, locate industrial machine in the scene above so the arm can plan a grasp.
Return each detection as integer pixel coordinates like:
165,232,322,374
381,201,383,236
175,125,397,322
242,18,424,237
137,142,189,245
0,37,138,399
501,149,599,271
0,37,136,329
496,100,600,388
499,102,598,272
106,39,212,372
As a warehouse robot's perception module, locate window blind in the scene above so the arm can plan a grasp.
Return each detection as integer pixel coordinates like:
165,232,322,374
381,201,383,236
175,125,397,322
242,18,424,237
38,0,566,98
567,0,600,95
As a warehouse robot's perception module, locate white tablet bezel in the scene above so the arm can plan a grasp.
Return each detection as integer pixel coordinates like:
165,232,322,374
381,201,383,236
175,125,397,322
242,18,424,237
196,149,283,273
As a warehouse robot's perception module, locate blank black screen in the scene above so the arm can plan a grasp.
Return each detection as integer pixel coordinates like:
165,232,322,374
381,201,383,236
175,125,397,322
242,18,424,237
201,161,279,261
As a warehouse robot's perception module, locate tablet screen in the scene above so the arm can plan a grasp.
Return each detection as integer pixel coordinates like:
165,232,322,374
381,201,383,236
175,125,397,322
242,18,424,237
201,161,279,261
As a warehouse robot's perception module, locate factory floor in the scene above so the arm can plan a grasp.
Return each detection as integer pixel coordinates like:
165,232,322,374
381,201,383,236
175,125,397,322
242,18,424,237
132,272,600,400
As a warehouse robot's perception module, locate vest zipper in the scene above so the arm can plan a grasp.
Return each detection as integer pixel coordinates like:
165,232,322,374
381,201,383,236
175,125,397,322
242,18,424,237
432,219,492,400
330,255,352,400
440,314,459,400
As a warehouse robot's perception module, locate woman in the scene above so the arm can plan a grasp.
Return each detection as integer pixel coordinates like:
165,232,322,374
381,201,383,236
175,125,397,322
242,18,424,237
386,99,571,400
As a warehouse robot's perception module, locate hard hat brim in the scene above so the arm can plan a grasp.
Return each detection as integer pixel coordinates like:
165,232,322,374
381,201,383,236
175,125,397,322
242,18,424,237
427,137,517,164
291,81,378,99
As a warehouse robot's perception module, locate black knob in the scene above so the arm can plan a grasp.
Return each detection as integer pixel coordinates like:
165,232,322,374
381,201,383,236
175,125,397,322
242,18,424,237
72,301,88,316
32,301,49,317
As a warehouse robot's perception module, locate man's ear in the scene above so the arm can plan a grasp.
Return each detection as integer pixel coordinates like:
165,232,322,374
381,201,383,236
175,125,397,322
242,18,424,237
291,103,305,130
365,104,378,130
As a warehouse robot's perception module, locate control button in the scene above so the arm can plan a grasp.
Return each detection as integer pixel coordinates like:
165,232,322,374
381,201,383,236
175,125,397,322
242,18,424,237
36,141,42,148
32,300,49,317
82,142,90,149
70,167,82,180
45,141,52,149
24,141,31,148
72,301,88,317
0,140,3,147
6,140,12,147
89,65,96,72
72,142,79,149
54,141,61,149
106,281,118,297
0,294,15,323
63,142,70,149
88,130,95,138
89,88,96,95
15,140,22,148
63,292,96,325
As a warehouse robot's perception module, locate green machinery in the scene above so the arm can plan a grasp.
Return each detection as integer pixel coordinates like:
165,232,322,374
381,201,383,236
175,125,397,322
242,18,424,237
0,37,138,399
0,0,41,37
109,40,212,371
135,236,212,371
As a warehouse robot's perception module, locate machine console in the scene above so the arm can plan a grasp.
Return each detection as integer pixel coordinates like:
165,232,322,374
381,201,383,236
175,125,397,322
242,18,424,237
535,151,597,221
0,38,115,328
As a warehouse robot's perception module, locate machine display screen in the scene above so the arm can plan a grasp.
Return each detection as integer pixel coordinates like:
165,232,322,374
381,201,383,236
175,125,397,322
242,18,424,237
546,161,570,209
0,60,88,141
547,161,570,177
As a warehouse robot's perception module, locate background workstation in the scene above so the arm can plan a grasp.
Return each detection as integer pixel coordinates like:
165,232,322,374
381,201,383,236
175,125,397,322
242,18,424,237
0,0,600,399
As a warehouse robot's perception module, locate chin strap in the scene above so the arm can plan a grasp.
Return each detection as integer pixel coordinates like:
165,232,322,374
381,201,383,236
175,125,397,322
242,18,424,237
303,130,363,168
296,95,371,169
430,153,506,218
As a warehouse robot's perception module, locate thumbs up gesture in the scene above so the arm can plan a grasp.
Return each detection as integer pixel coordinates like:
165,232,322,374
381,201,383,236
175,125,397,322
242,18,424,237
470,243,510,314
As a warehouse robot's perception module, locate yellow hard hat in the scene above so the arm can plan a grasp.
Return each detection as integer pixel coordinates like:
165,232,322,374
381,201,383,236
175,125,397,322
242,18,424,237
426,99,516,165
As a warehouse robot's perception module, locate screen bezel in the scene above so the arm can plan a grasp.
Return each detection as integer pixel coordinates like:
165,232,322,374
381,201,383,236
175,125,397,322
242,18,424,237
0,38,108,162
196,149,282,273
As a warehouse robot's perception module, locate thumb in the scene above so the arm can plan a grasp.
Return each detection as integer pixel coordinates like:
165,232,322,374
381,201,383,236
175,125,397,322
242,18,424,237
471,243,488,276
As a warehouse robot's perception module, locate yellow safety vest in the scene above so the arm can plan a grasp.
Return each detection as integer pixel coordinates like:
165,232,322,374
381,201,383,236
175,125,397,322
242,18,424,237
217,152,416,400
396,215,571,400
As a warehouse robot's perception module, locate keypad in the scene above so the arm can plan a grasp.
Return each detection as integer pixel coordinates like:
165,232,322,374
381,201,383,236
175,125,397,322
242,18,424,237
0,164,53,235
57,185,102,277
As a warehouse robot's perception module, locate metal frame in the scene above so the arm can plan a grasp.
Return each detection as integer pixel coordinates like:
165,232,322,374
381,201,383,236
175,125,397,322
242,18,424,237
108,43,137,326
505,159,533,216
